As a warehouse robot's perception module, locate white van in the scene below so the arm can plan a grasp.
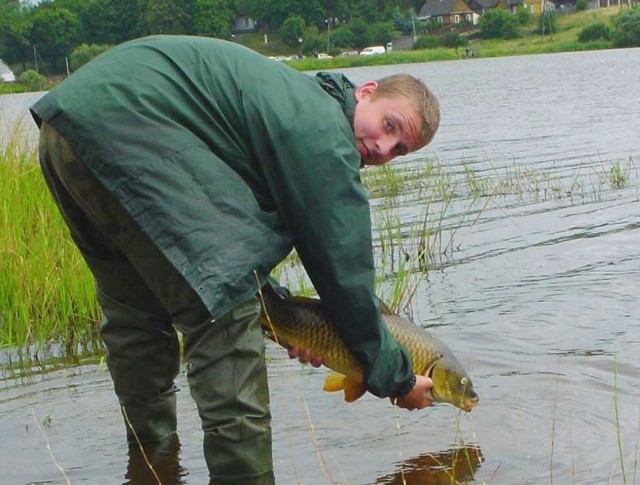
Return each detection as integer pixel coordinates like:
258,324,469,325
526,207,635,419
359,45,386,56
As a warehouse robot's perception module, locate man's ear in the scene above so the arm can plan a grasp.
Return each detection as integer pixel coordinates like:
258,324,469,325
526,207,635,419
355,81,378,102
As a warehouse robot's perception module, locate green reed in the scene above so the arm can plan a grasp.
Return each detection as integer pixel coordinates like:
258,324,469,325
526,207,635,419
0,132,102,362
3,115,636,367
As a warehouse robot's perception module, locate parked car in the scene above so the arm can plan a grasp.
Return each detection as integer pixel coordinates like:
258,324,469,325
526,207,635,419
359,46,386,56
340,50,359,57
317,53,333,59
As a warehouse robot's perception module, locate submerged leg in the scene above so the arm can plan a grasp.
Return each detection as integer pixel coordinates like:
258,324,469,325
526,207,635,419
182,297,274,484
38,122,180,443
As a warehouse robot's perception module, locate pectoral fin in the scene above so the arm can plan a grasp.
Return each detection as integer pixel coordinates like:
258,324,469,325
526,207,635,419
323,371,366,403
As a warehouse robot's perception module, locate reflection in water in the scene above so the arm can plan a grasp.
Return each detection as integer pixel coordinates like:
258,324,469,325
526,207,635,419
376,444,484,485
124,434,188,485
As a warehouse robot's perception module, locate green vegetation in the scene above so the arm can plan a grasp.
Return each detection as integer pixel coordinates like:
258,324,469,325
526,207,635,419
480,9,522,39
578,21,611,42
0,129,102,365
1,118,636,367
1,0,638,85
612,7,640,47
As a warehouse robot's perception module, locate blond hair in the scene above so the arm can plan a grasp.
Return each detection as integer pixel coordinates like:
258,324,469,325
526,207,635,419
370,74,440,148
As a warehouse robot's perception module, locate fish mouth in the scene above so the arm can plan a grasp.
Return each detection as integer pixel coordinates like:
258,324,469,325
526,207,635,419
462,393,480,412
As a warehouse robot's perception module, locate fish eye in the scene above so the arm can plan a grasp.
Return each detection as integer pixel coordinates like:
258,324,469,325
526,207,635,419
461,377,468,386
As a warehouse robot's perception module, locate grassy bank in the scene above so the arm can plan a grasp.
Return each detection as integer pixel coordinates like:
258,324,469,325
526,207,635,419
257,6,626,71
0,133,102,364
0,6,629,97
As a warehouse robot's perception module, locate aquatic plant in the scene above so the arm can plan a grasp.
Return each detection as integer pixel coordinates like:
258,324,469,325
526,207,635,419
0,129,102,364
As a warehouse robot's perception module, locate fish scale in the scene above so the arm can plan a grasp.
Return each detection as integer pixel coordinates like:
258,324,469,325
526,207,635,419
259,284,479,411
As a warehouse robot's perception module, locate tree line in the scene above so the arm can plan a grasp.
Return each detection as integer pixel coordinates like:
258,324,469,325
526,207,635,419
0,0,425,73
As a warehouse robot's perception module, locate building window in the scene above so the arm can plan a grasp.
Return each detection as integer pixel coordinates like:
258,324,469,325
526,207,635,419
437,16,443,22
530,4,535,12
454,14,460,23
466,14,472,21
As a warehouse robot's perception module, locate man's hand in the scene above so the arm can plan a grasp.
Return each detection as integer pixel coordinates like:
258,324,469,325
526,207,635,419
288,346,323,368
390,375,434,411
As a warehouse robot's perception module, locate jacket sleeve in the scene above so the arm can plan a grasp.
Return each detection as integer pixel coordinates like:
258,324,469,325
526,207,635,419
244,72,415,398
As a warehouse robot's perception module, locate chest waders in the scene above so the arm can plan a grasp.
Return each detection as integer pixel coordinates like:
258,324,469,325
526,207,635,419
38,122,274,483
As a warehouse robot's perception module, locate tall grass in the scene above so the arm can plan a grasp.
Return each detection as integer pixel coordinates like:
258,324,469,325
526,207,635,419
0,130,102,366
2,116,634,368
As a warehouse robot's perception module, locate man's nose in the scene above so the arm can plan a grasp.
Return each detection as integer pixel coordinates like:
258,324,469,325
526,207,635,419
376,136,396,160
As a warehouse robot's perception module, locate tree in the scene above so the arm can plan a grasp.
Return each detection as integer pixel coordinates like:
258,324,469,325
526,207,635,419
247,0,324,31
137,0,196,36
331,25,355,49
81,0,141,45
0,0,30,65
193,0,236,39
280,15,306,46
369,21,395,45
612,7,640,48
479,9,520,40
28,6,81,71
348,17,371,47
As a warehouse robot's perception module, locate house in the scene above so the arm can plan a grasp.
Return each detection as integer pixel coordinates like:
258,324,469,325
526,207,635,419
469,0,509,15
505,0,555,13
231,0,257,33
418,0,480,25
0,59,16,83
232,15,257,33
418,0,553,24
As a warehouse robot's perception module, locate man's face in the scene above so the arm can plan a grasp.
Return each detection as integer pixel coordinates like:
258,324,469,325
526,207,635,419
353,81,424,166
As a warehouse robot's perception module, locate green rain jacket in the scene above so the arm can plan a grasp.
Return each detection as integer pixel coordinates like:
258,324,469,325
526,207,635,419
30,35,415,399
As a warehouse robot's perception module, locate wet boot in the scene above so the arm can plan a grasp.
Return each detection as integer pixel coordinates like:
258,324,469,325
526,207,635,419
181,297,274,484
125,433,187,485
96,279,181,444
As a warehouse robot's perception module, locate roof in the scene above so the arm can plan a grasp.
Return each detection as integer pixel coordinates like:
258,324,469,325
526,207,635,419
418,0,465,17
0,59,13,75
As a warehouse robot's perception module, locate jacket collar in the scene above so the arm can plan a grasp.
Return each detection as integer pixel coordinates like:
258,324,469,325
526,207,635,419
314,72,356,132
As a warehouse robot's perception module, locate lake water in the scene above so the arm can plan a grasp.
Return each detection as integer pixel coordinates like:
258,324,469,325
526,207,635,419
1,47,640,484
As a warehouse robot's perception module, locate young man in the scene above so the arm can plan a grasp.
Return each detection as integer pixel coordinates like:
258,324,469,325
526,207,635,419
31,35,440,483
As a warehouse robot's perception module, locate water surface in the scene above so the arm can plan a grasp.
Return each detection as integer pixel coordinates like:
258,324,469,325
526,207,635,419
2,48,639,484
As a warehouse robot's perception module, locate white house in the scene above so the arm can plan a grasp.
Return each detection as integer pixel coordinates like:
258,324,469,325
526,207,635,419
0,59,16,82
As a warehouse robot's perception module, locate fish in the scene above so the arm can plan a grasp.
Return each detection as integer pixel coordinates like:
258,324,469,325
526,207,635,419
258,285,479,412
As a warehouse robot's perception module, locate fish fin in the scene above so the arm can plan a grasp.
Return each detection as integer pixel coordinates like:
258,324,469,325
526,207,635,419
342,377,366,403
323,371,346,392
323,372,366,402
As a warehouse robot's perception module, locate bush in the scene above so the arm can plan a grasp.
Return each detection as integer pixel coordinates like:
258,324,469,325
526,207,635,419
480,9,521,39
69,44,112,71
578,22,611,42
301,25,323,56
612,7,640,48
18,70,47,91
575,0,588,11
414,35,442,49
516,6,532,25
442,32,469,48
280,16,306,46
